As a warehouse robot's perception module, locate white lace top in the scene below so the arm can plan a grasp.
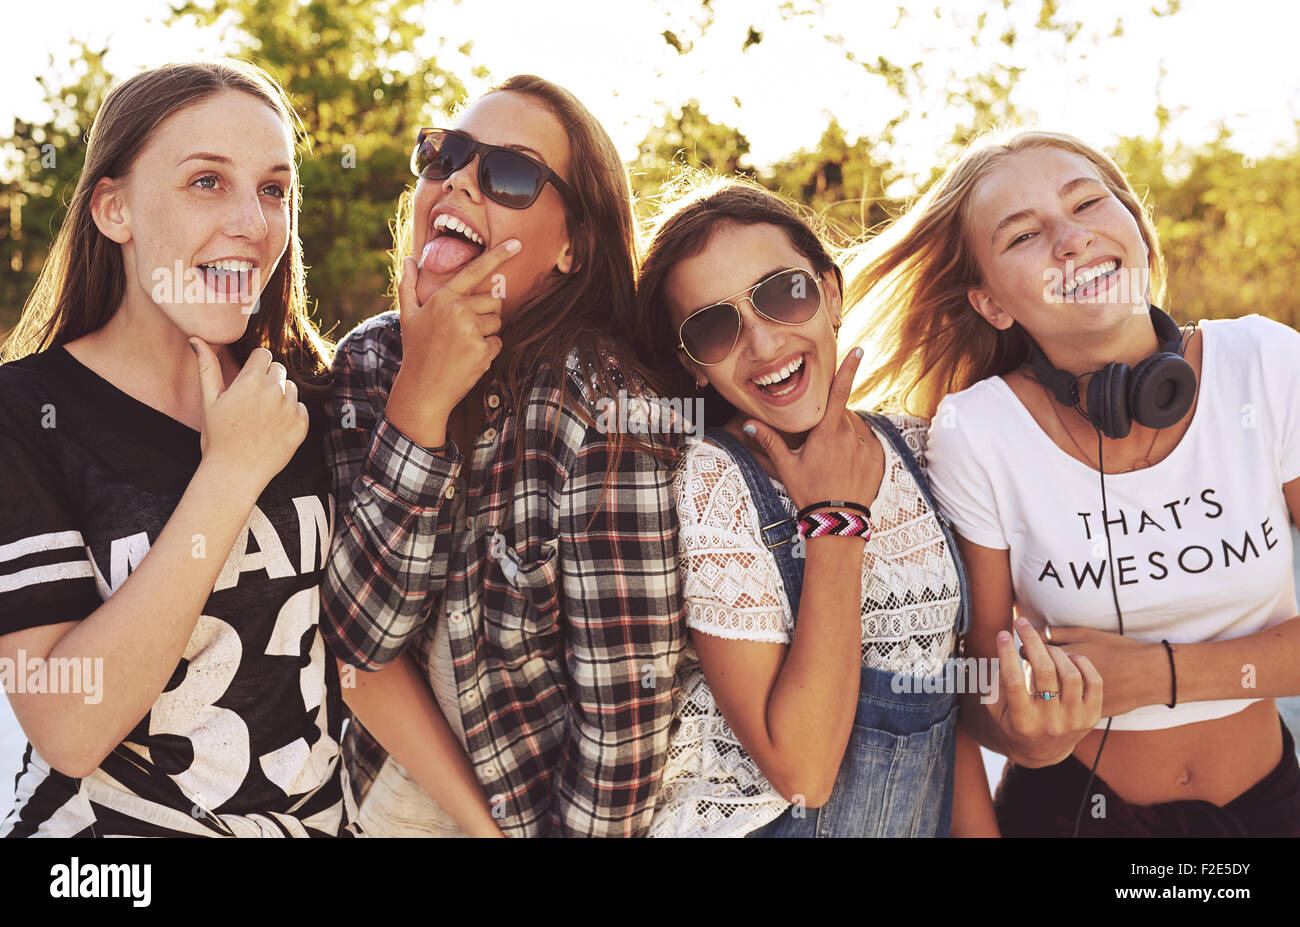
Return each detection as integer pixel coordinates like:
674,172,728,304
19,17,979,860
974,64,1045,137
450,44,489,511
648,414,960,838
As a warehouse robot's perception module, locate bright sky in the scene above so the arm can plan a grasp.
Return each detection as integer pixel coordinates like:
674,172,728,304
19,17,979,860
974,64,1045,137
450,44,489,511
4,0,1299,190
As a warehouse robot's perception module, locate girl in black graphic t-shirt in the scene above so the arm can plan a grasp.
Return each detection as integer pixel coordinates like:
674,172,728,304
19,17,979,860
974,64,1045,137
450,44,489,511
0,60,491,837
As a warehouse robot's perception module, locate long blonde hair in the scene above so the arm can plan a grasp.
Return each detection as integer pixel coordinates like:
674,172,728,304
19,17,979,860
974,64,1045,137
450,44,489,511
841,129,1165,419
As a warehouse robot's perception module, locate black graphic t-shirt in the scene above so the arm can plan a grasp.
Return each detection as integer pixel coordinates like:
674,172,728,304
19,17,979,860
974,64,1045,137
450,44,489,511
0,346,355,837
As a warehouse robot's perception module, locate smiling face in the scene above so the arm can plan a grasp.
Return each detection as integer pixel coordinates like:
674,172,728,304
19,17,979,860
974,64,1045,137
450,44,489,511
667,222,841,440
964,147,1152,350
411,90,574,315
93,88,294,345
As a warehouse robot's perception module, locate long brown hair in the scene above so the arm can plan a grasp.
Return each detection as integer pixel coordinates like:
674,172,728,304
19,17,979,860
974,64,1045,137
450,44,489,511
391,75,668,460
1,59,331,396
635,174,844,427
840,129,1165,420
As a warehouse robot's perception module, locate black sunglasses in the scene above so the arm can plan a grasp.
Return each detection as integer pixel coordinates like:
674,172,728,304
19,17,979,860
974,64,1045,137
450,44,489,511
411,127,583,216
677,268,825,366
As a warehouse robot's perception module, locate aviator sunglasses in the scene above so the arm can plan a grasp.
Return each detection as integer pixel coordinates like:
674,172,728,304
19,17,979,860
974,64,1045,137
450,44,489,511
677,268,826,366
411,127,583,216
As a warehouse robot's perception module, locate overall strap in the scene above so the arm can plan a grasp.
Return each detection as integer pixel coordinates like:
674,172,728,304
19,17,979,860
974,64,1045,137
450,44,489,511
857,411,971,635
704,427,805,616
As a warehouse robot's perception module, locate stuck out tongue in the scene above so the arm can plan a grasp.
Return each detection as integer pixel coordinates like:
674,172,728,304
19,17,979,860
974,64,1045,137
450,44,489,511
422,235,482,275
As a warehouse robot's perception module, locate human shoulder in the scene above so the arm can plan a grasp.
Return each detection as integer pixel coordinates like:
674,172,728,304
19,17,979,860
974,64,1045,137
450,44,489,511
864,409,931,470
1199,313,1300,358
0,348,75,432
332,310,404,373
675,437,764,532
532,344,682,456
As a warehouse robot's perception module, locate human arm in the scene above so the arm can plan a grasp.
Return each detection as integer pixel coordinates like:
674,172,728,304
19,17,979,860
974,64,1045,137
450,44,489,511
688,350,884,806
320,243,518,668
948,726,1000,837
1048,476,1300,713
318,318,462,668
336,654,503,837
0,345,307,777
955,535,1103,767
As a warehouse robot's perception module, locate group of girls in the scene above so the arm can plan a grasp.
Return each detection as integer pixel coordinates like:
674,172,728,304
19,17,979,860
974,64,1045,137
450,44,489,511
2,57,1298,839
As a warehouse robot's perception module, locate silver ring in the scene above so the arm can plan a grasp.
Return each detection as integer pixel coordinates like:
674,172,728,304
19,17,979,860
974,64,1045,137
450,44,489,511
1036,690,1059,701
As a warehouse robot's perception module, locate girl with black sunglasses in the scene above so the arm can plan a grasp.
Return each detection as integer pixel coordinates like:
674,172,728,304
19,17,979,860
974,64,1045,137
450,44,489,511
319,76,686,837
634,177,997,837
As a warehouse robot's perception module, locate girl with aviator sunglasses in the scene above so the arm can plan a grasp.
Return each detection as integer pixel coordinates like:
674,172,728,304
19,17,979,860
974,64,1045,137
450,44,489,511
319,76,685,837
635,177,997,837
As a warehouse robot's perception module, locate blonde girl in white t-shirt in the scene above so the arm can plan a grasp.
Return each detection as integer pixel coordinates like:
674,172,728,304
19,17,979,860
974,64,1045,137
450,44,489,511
839,129,1300,836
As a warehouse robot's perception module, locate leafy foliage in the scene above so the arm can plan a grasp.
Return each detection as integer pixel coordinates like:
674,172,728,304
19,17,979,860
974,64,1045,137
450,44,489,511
3,0,1297,339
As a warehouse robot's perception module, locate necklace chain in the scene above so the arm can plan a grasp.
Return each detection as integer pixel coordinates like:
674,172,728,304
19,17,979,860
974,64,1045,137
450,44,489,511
1044,386,1162,473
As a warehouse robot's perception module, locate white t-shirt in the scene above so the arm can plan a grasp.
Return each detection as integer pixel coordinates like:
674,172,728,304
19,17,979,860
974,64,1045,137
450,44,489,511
925,315,1300,730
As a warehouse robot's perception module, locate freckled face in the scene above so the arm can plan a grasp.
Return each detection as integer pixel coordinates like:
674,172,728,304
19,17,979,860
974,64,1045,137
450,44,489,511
108,89,294,345
965,147,1151,348
411,91,575,317
666,222,841,438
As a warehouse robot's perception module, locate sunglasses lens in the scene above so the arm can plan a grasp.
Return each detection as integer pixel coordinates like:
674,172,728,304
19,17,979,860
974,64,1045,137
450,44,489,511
682,305,741,365
753,269,822,323
415,131,469,179
482,149,544,208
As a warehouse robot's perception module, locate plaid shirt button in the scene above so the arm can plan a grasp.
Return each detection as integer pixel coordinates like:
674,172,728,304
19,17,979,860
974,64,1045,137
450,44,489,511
483,427,497,442
444,485,456,499
465,516,474,530
486,394,500,409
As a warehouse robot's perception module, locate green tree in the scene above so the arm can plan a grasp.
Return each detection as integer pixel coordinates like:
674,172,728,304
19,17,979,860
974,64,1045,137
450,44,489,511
1,0,475,338
630,99,754,221
1115,127,1300,328
1,41,113,333
759,119,901,247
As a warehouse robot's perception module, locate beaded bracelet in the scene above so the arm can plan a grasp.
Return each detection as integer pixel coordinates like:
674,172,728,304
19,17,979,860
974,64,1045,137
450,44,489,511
797,509,873,541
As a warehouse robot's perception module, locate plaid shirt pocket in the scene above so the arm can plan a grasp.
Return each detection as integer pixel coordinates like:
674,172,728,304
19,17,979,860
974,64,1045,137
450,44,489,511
482,528,563,669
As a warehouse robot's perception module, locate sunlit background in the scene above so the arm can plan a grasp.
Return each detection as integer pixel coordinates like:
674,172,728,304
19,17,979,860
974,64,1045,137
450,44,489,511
3,0,1300,821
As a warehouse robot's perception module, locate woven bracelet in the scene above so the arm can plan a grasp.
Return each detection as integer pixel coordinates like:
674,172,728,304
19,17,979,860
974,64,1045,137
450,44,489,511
797,510,873,541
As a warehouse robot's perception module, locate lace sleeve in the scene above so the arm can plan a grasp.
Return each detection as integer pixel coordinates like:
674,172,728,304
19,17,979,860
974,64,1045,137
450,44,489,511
883,411,931,473
674,444,793,644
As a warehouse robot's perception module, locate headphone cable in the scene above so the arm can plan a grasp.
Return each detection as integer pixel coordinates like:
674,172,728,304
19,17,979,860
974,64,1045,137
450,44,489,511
1072,423,1124,837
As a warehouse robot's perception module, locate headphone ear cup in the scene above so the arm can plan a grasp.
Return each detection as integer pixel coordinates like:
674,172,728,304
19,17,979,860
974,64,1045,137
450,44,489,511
1088,362,1133,439
1129,353,1197,429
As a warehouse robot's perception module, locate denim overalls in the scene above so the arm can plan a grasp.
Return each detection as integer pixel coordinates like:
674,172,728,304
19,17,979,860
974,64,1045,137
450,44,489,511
706,411,971,838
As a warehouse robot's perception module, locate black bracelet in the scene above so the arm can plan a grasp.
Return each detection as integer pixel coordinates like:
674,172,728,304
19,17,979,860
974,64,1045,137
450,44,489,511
796,500,872,522
1160,639,1177,709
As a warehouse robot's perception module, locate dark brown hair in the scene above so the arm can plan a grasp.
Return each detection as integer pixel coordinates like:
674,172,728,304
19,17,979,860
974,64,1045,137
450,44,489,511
634,174,844,424
1,59,331,396
392,75,669,463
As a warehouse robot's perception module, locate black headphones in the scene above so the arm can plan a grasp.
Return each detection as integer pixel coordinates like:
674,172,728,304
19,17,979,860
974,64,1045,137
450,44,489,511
1024,305,1197,440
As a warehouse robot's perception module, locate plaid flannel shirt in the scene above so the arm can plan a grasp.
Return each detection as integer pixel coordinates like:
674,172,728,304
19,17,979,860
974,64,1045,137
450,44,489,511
320,311,686,837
